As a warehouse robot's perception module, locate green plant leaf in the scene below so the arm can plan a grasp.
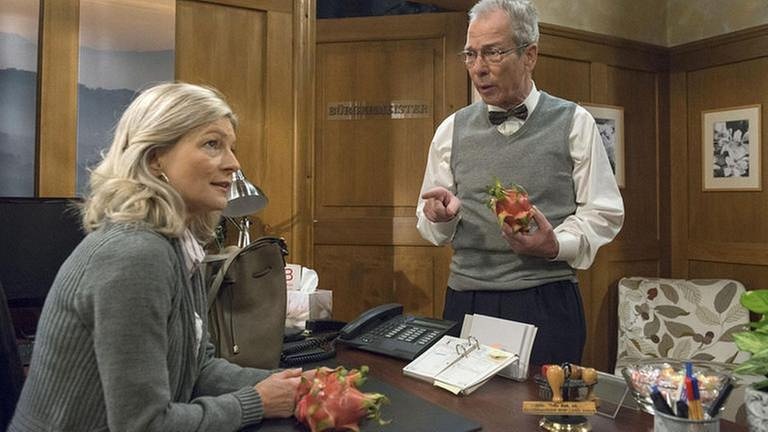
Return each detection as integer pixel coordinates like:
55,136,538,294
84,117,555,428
733,331,768,353
719,324,749,342
753,317,768,331
741,290,768,314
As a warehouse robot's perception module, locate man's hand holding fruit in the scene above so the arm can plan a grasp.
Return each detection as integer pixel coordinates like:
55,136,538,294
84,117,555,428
486,178,559,259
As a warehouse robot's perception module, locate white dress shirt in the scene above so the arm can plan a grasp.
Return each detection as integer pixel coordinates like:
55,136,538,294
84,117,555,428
416,82,624,270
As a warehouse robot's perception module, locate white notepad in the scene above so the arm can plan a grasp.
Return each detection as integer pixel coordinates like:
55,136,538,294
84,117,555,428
460,314,538,381
402,335,518,395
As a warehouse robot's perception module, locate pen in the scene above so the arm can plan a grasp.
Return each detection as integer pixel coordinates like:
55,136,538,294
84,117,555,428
706,382,734,419
687,377,704,420
675,376,687,417
650,385,675,416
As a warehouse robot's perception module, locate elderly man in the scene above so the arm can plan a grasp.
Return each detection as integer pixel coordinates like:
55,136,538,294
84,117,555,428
416,0,624,366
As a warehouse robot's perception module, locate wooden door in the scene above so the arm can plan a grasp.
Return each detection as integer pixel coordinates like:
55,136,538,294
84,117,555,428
314,13,468,321
175,0,314,262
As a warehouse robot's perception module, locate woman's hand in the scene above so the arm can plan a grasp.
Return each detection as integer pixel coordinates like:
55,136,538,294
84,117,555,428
300,366,333,382
254,368,303,418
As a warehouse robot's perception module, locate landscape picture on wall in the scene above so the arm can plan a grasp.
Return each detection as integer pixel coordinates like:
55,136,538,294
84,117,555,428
76,0,174,193
0,0,40,197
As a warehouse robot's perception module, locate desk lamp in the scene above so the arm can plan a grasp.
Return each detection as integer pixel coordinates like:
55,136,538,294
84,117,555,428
222,169,268,248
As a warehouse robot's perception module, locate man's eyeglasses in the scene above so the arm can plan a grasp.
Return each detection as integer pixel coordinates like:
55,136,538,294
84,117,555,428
458,44,529,66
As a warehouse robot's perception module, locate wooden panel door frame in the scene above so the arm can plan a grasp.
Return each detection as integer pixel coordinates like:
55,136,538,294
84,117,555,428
314,12,468,320
176,0,315,265
37,0,80,197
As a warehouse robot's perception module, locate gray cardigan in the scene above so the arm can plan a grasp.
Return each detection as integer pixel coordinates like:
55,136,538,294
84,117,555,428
10,224,271,431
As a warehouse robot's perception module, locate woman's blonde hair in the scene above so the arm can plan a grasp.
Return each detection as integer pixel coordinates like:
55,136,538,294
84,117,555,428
82,82,238,241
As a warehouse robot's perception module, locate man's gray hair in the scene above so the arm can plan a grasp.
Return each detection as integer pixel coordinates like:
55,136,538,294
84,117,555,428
469,0,539,47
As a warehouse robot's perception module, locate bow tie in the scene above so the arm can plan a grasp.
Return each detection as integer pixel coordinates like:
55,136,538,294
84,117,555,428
488,104,528,125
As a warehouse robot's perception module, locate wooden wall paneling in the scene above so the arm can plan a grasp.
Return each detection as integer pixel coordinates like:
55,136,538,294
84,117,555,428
193,0,292,13
669,25,768,311
657,70,671,277
539,24,667,73
669,70,688,278
688,261,768,292
588,62,608,102
533,56,591,103
315,13,468,319
688,241,768,266
432,246,452,318
670,24,768,72
317,12,466,43
176,1,299,252
37,0,79,197
264,11,297,244
291,0,316,266
315,39,439,214
686,58,768,245
605,65,660,242
314,245,436,320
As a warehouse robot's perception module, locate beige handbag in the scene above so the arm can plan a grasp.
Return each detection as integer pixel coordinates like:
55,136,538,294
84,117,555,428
204,237,288,369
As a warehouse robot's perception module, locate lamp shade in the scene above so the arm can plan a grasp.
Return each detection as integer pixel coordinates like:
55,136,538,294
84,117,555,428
222,170,268,217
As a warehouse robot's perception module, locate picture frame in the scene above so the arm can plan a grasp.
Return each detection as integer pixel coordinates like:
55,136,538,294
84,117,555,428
702,105,761,191
582,103,625,188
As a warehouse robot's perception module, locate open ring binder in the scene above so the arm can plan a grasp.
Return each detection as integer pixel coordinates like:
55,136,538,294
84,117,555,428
402,335,518,395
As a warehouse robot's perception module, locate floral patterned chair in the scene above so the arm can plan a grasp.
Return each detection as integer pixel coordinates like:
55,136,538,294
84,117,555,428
616,277,750,372
616,277,753,425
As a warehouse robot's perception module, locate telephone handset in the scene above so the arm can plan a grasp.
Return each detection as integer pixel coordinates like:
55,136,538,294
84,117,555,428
337,303,456,361
338,303,404,340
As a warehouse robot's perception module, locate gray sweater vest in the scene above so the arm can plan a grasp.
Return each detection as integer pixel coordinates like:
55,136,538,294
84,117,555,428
448,92,578,291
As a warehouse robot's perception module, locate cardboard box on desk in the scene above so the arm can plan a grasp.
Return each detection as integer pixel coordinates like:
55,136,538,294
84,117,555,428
285,264,332,328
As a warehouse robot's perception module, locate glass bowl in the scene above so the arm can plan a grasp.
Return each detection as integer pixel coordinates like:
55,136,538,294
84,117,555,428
620,358,733,415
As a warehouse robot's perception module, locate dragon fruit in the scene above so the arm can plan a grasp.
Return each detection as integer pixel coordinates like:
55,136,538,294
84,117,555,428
295,366,389,432
486,178,534,233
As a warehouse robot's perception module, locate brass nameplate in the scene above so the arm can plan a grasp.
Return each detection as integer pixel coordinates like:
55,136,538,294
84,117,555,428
522,401,597,416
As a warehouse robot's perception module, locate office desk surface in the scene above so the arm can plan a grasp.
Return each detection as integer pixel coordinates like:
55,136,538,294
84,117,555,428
334,346,747,432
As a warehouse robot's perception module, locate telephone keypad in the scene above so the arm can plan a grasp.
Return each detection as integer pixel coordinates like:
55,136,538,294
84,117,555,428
371,318,442,346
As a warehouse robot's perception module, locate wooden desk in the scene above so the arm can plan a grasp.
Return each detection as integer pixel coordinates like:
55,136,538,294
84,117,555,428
335,346,747,432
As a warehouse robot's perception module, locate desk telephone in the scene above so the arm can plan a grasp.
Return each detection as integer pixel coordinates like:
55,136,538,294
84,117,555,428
337,303,456,361
280,303,456,366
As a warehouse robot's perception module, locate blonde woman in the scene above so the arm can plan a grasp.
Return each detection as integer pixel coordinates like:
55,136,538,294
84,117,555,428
10,83,304,431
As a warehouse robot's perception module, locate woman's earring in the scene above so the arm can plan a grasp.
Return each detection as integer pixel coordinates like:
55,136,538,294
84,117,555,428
159,172,170,183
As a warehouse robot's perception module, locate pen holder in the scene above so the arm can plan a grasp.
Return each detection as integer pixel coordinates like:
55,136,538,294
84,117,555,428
654,411,719,432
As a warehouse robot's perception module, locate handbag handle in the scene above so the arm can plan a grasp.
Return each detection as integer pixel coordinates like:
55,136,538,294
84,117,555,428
206,246,240,310
205,236,288,310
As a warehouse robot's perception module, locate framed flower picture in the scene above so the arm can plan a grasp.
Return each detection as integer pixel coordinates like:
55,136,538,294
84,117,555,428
582,103,625,188
702,105,761,191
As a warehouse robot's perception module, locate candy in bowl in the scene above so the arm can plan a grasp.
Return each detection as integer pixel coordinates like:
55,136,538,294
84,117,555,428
620,358,733,415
